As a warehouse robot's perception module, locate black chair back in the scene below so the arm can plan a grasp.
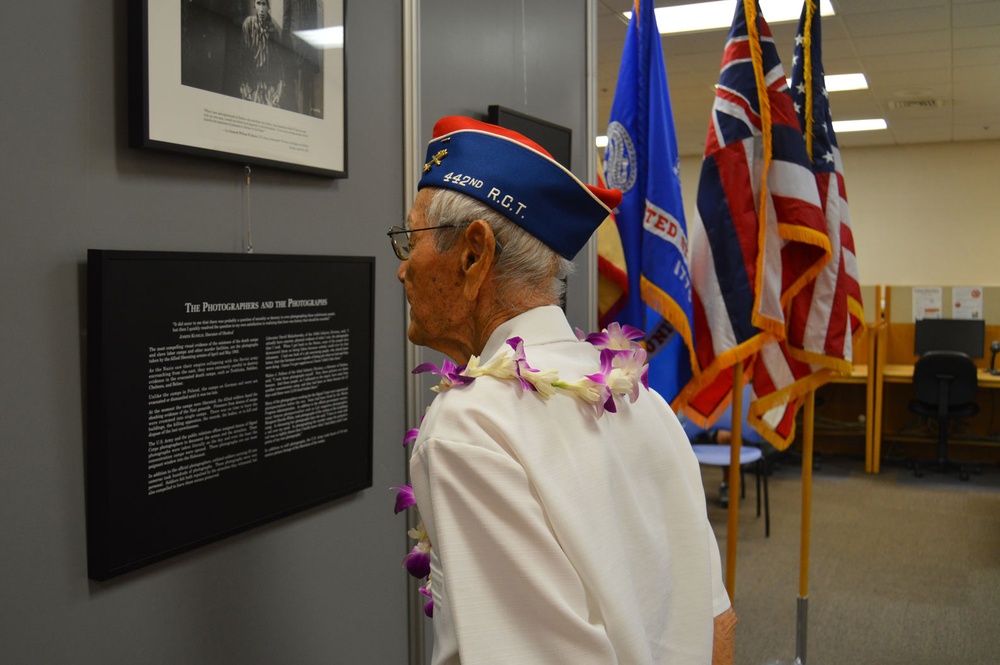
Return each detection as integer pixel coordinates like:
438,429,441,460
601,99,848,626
912,350,979,408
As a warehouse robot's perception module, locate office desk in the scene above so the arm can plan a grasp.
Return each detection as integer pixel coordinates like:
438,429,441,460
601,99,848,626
828,364,874,470
829,364,869,385
881,364,1000,386
803,365,874,470
873,365,1000,470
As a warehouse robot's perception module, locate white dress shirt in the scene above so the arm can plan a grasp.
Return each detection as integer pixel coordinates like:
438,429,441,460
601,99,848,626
410,306,730,664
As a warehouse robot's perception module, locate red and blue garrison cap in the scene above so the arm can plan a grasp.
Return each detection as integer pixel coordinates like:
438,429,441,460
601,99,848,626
417,116,622,260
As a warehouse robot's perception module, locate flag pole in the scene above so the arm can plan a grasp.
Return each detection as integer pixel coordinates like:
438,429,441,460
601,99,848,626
724,363,744,601
797,4,817,662
796,389,816,664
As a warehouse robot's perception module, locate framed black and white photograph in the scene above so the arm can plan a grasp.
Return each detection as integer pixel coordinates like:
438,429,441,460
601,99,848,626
129,0,346,177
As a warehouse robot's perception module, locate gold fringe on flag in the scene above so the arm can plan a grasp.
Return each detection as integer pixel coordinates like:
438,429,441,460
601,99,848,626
744,0,776,338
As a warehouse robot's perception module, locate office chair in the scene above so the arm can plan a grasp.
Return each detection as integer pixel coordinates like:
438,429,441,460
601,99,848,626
682,384,770,536
907,350,981,481
691,443,770,537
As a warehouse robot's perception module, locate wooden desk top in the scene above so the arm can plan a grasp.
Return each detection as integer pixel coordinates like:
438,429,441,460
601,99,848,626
827,364,868,384
882,363,1000,387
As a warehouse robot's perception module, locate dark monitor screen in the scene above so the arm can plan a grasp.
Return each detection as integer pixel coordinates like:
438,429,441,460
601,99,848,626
487,105,572,169
913,318,985,359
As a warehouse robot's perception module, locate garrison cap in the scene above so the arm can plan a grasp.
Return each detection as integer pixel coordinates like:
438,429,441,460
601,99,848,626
417,116,622,260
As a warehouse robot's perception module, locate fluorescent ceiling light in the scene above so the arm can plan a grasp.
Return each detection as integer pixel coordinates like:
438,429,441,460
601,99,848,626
626,0,835,35
825,73,868,92
786,73,869,91
832,118,887,133
293,26,344,49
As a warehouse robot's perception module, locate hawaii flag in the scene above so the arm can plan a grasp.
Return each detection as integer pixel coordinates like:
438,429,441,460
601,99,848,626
679,0,831,449
787,0,864,372
602,0,695,403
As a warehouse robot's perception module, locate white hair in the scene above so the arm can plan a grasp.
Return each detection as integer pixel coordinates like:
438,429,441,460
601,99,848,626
425,188,575,307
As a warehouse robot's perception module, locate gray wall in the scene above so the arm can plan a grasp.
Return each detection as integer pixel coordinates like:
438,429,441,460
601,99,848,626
0,1,593,663
0,2,408,663
419,0,596,331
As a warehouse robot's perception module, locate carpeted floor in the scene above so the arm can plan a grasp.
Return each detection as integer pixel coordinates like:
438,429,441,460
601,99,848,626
700,453,1000,665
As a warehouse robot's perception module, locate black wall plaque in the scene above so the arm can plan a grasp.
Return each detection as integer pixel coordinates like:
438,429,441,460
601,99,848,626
86,250,374,580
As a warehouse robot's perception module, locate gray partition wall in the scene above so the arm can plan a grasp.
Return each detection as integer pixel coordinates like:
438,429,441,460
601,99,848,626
0,1,595,663
418,0,597,332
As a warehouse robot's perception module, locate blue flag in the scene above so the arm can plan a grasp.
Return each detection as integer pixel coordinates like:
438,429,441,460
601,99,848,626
603,0,693,403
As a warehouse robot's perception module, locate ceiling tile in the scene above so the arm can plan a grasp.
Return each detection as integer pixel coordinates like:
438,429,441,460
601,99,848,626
954,45,1000,66
951,115,1000,141
869,67,952,94
858,50,950,73
953,1,1000,28
952,63,1000,86
887,114,954,136
851,31,952,57
836,130,899,150
842,7,948,38
833,0,948,12
955,25,1000,48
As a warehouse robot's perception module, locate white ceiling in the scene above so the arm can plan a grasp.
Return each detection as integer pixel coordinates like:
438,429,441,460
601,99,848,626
596,0,1000,157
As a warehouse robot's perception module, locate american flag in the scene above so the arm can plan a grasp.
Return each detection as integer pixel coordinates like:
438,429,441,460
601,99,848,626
679,0,831,448
787,0,865,371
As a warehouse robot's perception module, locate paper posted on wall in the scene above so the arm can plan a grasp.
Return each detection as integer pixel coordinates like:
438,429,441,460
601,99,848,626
912,286,943,320
952,286,984,320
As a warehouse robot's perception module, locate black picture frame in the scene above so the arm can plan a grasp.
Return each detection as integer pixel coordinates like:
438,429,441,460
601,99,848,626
86,250,374,580
129,0,347,178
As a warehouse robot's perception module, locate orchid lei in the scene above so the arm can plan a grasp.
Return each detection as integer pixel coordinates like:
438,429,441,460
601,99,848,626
392,322,649,618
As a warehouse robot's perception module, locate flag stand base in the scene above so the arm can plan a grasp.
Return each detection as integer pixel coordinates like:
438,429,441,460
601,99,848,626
795,595,808,664
759,596,807,665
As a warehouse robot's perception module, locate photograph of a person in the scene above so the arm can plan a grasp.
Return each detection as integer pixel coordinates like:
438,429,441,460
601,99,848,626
180,0,325,118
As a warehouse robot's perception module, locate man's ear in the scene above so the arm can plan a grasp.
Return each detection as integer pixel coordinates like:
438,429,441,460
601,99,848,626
460,220,496,300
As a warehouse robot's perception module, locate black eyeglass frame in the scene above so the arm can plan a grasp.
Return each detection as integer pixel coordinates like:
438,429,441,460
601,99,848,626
386,224,464,261
386,223,503,261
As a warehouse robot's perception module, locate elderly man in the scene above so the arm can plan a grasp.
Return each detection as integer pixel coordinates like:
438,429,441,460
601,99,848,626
392,116,735,664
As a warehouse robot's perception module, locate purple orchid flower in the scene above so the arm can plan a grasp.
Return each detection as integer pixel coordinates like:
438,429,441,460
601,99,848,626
613,347,650,402
586,346,652,415
506,336,538,392
403,543,431,579
403,428,419,447
585,322,644,351
587,384,617,417
412,358,474,388
419,583,434,617
583,368,617,417
392,484,415,514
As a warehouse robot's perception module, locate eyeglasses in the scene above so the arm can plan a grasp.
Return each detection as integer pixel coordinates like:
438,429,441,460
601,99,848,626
386,224,464,261
386,223,503,261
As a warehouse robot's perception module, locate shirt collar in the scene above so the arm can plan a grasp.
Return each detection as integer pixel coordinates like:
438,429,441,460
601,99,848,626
480,306,576,360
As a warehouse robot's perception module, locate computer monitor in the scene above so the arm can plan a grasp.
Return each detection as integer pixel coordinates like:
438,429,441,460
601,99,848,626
487,105,572,169
913,318,985,359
